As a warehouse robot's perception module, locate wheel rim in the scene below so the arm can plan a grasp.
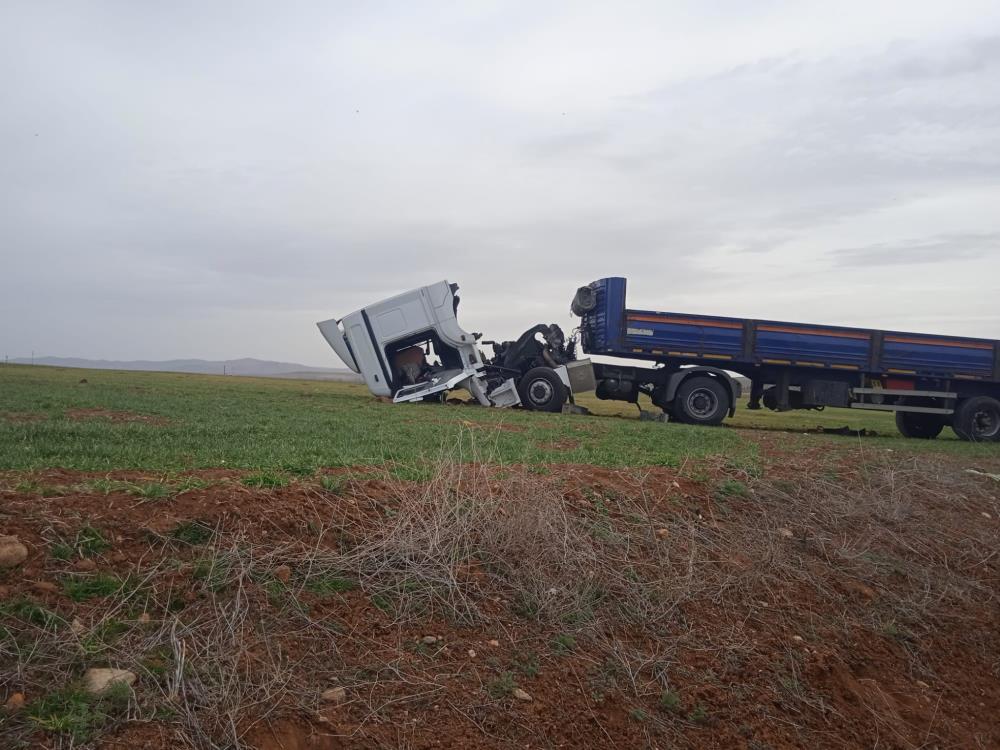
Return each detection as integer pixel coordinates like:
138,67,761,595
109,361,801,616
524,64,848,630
528,379,554,406
686,388,719,419
971,407,1000,439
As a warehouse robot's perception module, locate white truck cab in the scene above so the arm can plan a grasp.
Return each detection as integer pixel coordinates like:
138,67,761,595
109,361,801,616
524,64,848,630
318,280,595,410
317,280,522,407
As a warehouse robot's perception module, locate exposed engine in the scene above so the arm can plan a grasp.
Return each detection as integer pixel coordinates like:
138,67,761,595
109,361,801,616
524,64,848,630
485,323,576,375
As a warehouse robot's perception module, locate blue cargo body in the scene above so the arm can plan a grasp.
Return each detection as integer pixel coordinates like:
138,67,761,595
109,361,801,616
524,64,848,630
580,277,1000,382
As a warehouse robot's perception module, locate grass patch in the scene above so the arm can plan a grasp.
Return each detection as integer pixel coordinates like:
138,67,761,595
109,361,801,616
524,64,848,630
551,633,577,654
79,618,130,655
61,573,123,602
688,703,708,724
27,682,131,744
716,478,749,498
487,671,518,699
319,475,348,493
171,521,213,545
128,482,171,499
0,365,751,472
630,707,650,722
659,689,681,712
1,597,64,628
76,525,110,557
514,651,540,678
304,573,357,596
241,471,289,489
50,541,75,561
192,557,231,592
389,464,435,482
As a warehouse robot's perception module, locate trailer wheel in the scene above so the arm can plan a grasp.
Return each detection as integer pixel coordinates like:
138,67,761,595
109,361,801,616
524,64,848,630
895,411,944,439
952,396,1000,442
672,376,729,426
518,367,567,413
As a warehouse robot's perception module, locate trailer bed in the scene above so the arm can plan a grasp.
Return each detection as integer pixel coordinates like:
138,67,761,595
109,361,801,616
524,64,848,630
580,277,1000,383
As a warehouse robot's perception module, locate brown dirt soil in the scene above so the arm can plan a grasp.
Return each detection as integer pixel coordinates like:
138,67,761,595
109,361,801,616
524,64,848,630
1,444,998,749
0,412,46,423
64,408,169,425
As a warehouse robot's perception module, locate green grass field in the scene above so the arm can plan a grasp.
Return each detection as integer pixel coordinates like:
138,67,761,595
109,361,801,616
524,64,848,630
0,364,995,473
3,364,999,750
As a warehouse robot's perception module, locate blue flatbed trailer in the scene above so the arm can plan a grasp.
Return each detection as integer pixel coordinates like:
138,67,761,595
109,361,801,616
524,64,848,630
572,277,1000,441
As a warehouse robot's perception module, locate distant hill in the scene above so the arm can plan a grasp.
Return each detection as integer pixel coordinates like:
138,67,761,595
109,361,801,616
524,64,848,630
9,357,362,382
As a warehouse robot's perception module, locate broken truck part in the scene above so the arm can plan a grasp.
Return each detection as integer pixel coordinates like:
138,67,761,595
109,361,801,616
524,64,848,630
317,281,595,411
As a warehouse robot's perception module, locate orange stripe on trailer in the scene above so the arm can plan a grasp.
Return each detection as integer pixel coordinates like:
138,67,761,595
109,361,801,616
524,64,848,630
795,361,825,367
953,374,980,380
703,353,733,360
762,358,792,365
830,364,860,370
627,314,743,329
757,324,869,340
887,368,917,375
884,335,993,350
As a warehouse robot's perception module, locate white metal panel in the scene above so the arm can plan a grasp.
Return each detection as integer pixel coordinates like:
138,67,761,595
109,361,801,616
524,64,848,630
316,318,359,373
344,316,391,397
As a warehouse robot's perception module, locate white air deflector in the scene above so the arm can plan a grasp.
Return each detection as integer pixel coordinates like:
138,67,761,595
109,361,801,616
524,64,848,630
316,318,359,373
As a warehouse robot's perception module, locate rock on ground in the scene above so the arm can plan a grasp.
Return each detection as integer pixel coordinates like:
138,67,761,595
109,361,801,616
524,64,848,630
0,536,28,568
4,692,26,711
83,668,136,695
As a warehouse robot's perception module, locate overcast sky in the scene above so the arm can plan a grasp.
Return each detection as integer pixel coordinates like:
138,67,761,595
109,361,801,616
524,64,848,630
3,1,1000,366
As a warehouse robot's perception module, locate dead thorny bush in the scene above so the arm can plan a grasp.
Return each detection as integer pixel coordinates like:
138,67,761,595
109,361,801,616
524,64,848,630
4,434,998,749
342,458,663,627
0,532,319,750
690,453,999,644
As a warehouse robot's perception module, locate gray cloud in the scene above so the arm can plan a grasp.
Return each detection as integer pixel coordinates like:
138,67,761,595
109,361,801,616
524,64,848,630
2,2,1000,364
830,232,1000,267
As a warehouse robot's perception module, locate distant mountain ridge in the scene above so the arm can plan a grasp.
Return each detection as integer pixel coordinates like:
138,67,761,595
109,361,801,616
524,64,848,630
9,356,362,381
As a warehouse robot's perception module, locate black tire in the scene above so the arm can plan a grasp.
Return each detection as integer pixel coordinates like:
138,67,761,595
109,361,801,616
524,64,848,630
952,396,1000,442
672,376,730,426
518,367,567,412
895,411,944,439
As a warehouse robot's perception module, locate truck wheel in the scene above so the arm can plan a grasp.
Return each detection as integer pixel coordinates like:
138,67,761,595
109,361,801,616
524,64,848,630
518,367,567,412
895,411,944,439
672,376,729,426
952,396,1000,442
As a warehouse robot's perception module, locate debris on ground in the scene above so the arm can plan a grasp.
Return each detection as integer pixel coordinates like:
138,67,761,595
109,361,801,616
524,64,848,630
816,425,877,436
966,468,1000,481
